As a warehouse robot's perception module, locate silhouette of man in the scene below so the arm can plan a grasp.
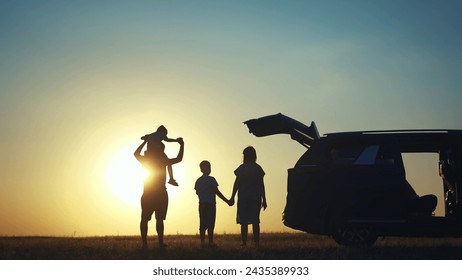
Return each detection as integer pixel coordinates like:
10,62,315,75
134,137,184,249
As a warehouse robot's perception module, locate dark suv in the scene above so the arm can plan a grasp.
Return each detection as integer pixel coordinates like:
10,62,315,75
244,113,462,247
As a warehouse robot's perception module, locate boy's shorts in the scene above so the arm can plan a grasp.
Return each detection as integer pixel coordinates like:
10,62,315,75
141,189,168,221
199,202,216,231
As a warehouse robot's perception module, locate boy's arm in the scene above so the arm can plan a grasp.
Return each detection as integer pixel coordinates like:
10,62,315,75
166,138,184,165
134,140,147,162
214,186,229,204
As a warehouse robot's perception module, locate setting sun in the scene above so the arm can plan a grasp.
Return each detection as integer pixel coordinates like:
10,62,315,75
104,148,145,206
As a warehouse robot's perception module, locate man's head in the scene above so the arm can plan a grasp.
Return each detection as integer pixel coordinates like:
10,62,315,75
199,160,211,175
144,142,165,157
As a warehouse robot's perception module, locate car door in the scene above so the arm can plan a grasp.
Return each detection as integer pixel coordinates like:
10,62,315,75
244,113,320,147
329,138,409,223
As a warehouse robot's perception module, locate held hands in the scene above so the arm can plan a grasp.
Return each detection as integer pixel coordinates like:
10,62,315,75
177,137,184,145
225,197,263,209
228,197,235,207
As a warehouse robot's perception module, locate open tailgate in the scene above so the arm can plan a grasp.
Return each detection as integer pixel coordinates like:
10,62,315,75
244,113,320,147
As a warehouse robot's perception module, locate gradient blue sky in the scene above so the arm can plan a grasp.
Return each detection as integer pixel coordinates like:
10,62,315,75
1,0,462,236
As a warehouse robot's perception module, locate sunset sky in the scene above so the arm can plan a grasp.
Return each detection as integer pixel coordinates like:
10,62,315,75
1,0,462,237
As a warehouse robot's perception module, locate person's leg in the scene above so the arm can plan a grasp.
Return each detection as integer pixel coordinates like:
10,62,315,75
240,224,248,246
199,203,206,245
140,219,148,249
208,228,214,244
167,165,178,186
156,219,164,246
200,228,206,245
140,195,152,249
167,164,174,180
238,201,248,246
209,205,216,245
155,190,168,247
252,223,260,247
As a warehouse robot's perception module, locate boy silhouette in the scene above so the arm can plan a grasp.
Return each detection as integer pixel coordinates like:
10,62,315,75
142,125,181,186
194,160,230,246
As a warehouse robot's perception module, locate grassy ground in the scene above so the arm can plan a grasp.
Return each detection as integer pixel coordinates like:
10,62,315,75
1,233,462,260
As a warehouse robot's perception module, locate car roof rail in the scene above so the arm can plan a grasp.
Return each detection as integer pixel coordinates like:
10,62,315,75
325,129,462,136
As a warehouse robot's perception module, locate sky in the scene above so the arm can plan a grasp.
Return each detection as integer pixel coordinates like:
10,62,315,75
1,0,462,237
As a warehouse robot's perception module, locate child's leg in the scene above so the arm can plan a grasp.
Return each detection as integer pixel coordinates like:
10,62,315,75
167,165,178,186
209,206,216,244
199,204,206,244
252,223,260,247
168,165,174,180
240,224,248,246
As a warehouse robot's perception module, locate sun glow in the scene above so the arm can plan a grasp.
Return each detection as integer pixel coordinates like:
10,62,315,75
104,148,145,206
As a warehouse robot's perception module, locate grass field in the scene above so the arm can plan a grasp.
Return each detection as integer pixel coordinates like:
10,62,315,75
1,233,462,260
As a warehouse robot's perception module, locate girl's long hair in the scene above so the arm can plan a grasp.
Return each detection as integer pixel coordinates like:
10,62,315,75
243,146,257,163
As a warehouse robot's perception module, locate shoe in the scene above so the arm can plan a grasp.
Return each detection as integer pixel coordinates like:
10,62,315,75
168,179,179,186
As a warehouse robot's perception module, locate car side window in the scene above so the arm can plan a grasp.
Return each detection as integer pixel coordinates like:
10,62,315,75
330,143,397,166
354,145,380,165
330,143,363,164
376,144,396,165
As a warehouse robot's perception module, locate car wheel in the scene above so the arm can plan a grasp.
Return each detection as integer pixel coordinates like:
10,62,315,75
332,226,378,248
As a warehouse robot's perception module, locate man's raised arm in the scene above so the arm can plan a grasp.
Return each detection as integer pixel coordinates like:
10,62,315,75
168,138,184,165
134,140,147,162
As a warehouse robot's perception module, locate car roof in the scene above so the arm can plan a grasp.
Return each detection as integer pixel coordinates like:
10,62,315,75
323,129,462,152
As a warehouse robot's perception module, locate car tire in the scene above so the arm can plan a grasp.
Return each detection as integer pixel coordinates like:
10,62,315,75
332,226,378,248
